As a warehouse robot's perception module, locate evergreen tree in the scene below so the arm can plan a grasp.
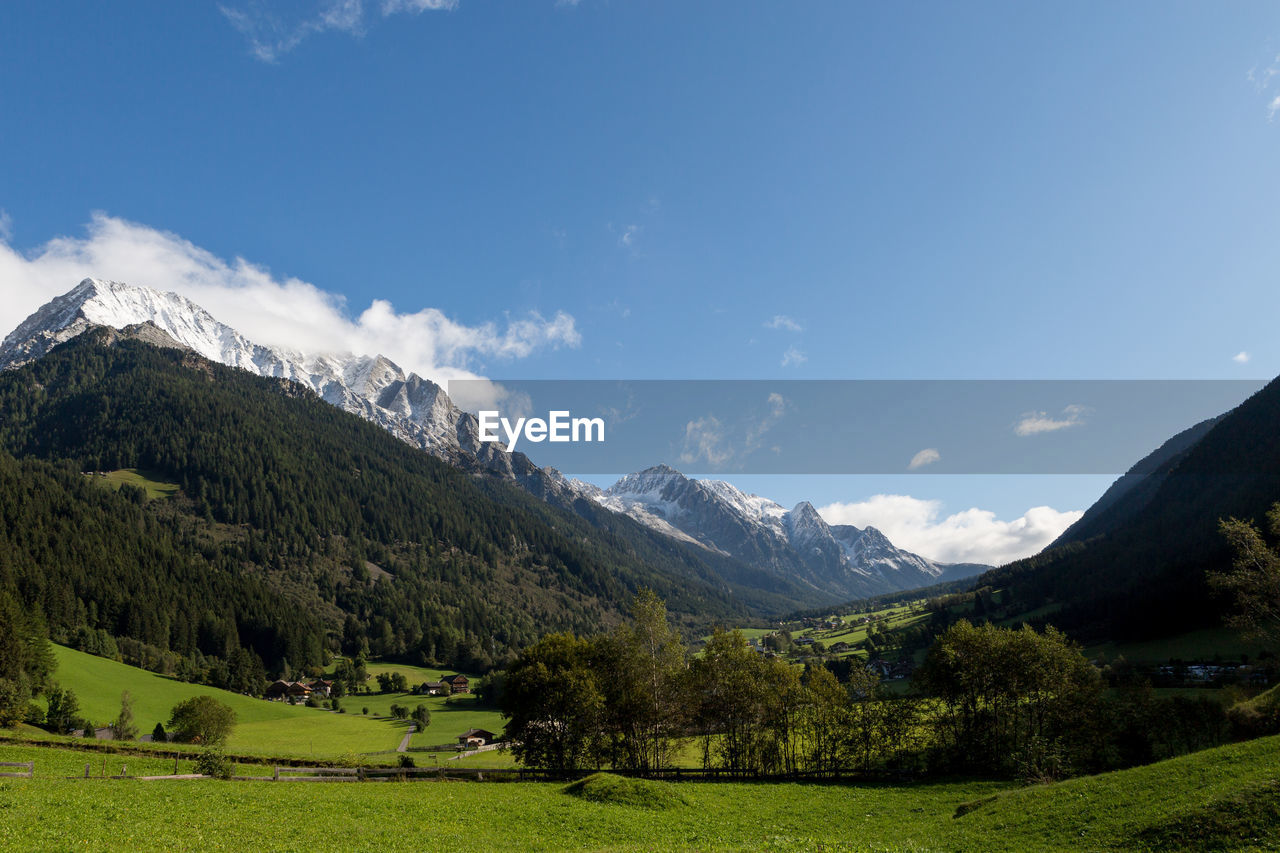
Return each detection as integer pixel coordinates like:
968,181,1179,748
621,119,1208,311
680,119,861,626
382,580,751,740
112,691,139,741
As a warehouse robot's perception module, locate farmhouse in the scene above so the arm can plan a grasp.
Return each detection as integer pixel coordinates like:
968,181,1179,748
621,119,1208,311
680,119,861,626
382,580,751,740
265,680,314,700
441,674,470,693
457,728,496,747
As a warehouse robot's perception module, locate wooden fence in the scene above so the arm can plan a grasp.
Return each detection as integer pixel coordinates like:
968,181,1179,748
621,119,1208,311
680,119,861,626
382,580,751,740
0,761,32,779
46,759,902,785
254,765,896,784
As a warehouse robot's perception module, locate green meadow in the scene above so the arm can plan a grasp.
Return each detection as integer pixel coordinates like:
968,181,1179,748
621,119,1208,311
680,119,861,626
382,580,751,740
47,646,410,759
85,468,181,499
340,660,506,749
2,734,1280,850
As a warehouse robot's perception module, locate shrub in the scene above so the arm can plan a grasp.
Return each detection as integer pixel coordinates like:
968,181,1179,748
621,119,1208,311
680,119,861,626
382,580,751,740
168,696,236,745
195,747,232,780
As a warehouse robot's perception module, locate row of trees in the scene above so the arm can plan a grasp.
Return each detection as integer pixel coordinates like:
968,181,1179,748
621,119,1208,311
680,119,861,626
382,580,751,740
501,591,1237,779
503,590,930,775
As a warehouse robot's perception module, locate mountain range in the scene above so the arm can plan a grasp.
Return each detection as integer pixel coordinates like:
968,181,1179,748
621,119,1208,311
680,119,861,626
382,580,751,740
586,464,988,599
5,277,1279,663
0,279,990,602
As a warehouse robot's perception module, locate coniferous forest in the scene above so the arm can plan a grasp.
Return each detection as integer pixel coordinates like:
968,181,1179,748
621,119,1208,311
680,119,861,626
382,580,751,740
0,331,779,692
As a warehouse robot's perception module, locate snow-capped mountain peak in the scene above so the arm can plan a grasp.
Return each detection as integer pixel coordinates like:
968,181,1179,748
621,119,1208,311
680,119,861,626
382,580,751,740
0,278,543,481
1,280,991,605
596,465,992,599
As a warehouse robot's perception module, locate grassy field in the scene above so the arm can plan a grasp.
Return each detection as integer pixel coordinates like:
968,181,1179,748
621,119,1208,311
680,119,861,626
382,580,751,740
85,468,180,499
47,646,410,759
338,661,507,748
1086,626,1264,664
2,734,1280,850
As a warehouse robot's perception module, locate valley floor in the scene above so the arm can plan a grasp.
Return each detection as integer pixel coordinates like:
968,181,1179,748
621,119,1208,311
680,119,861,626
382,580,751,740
2,734,1280,851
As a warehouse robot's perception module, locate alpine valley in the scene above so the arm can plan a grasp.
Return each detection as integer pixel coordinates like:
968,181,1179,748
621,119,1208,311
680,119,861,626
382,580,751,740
0,279,989,678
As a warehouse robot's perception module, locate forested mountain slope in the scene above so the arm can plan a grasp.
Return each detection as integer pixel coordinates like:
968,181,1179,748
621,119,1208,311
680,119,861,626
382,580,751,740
0,330,811,683
977,374,1280,643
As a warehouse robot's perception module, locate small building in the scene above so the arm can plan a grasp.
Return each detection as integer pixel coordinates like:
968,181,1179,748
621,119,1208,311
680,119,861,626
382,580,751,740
442,674,470,694
308,679,334,698
421,681,448,695
457,728,496,747
265,680,292,700
265,680,316,700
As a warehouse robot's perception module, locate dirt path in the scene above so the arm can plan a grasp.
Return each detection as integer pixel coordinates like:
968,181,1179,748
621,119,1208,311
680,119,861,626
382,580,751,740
396,724,417,753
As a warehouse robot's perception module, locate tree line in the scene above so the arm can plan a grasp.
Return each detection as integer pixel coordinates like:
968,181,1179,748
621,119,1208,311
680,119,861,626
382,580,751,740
500,591,1239,780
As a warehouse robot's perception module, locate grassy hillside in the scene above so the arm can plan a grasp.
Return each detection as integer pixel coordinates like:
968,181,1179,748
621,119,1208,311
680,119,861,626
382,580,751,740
87,468,180,499
353,662,506,748
953,732,1280,850
1086,626,1263,664
47,645,408,759
3,734,1280,850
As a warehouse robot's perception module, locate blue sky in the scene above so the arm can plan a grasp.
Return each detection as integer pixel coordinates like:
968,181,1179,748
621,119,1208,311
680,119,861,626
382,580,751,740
2,1,1279,563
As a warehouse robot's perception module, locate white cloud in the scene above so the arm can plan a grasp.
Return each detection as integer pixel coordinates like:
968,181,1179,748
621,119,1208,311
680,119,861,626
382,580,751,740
382,0,457,11
1234,351,1251,364
764,315,802,332
0,211,580,388
818,494,1083,567
908,448,940,470
1248,50,1280,120
780,346,807,368
618,224,641,249
1014,404,1088,437
221,0,456,62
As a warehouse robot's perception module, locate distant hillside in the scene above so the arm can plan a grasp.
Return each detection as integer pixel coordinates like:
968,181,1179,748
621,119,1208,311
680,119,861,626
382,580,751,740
43,645,409,758
0,332,817,683
1051,415,1222,548
977,374,1280,643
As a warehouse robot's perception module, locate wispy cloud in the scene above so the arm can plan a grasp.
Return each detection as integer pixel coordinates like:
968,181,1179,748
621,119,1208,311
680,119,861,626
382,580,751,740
1234,351,1251,364
818,494,1083,566
1014,404,1088,437
618,224,641,249
764,315,803,332
0,211,579,387
780,346,807,368
678,393,787,469
1247,50,1280,120
908,448,940,470
220,0,456,62
679,416,733,468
